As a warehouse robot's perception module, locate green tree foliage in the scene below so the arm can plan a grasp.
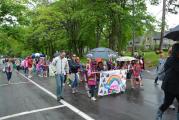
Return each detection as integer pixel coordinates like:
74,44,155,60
0,0,28,57
25,5,66,57
0,0,159,58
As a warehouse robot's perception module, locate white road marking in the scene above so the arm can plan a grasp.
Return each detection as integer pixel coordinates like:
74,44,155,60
0,105,65,120
0,82,29,87
145,70,151,73
18,72,95,120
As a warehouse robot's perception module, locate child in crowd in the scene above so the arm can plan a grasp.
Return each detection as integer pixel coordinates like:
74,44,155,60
86,58,97,101
126,61,134,88
42,60,48,77
132,60,143,87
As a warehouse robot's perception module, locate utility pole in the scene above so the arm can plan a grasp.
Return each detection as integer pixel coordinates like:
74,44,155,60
132,0,135,56
159,0,167,51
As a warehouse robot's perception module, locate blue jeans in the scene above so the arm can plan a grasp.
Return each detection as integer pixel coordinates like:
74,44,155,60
71,73,78,88
6,72,12,81
55,74,65,97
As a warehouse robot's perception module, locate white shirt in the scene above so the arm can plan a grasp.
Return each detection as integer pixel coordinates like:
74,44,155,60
52,57,69,75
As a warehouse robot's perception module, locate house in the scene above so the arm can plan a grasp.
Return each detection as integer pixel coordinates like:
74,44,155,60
127,32,175,51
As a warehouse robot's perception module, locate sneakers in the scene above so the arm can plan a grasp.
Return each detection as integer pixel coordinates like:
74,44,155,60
91,97,96,101
72,88,75,94
75,88,78,93
57,97,61,102
28,75,32,78
72,88,78,94
87,91,91,98
57,96,64,102
169,104,175,110
60,96,64,100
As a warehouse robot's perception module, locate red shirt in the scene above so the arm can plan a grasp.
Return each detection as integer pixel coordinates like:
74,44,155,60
28,59,33,68
133,64,142,78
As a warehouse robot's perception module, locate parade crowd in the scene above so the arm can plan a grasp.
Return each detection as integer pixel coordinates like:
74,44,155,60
1,43,179,120
1,52,145,101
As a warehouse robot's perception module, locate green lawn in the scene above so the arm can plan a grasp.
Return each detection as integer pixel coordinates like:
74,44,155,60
143,52,159,68
122,51,162,68
143,51,167,68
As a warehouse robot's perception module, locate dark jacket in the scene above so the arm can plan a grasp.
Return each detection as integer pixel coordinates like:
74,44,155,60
161,56,179,95
68,60,79,73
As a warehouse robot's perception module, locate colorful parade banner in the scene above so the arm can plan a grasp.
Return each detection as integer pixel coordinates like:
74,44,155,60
98,70,127,96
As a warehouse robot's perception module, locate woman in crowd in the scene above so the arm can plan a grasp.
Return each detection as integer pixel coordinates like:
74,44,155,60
154,53,166,85
27,56,33,78
15,59,20,72
5,58,13,84
69,54,80,94
76,57,84,82
156,43,179,120
107,58,113,70
24,57,29,75
120,61,126,69
96,61,104,72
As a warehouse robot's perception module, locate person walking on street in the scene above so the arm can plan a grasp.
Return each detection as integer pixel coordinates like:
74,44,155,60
126,61,134,89
132,60,143,87
52,51,69,102
15,59,20,72
24,58,28,75
157,47,176,110
156,43,179,120
86,59,97,101
5,59,13,84
27,56,33,78
154,53,165,85
68,54,80,94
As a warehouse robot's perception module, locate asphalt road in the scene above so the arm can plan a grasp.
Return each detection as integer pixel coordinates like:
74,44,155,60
0,69,177,120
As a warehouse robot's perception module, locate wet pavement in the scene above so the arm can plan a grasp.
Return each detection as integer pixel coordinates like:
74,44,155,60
0,69,177,120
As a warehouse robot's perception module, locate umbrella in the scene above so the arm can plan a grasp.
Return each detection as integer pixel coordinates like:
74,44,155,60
116,56,136,61
86,47,118,59
108,53,117,58
32,53,40,58
86,53,93,58
164,25,179,41
35,53,41,57
32,53,45,58
40,54,46,57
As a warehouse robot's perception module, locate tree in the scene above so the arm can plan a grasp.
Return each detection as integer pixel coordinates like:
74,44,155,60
0,0,158,58
25,5,66,57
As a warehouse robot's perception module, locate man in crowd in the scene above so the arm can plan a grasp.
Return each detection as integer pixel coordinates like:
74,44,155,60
52,51,69,102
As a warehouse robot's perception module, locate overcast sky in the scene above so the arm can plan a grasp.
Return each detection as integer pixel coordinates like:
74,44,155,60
147,2,179,30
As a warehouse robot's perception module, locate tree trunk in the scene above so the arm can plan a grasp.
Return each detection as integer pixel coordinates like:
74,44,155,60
96,22,102,48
